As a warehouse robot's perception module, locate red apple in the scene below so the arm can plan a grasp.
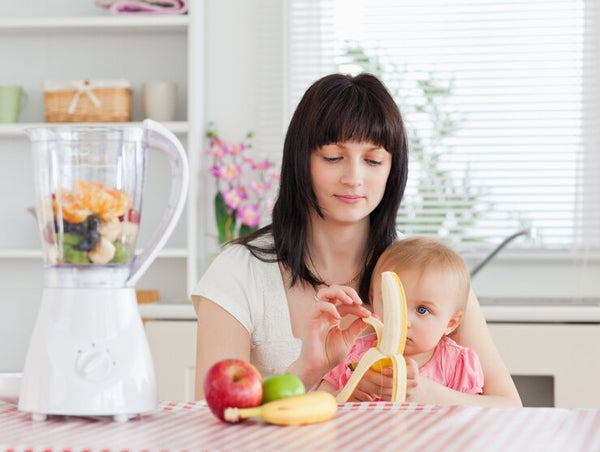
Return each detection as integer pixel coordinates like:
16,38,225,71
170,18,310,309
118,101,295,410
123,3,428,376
204,359,263,422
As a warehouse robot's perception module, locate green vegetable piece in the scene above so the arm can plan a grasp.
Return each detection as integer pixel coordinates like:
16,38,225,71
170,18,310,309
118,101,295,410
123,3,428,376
63,243,90,264
110,241,130,264
63,232,83,246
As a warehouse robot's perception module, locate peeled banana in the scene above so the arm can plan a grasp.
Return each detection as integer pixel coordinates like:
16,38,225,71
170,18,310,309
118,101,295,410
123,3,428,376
336,271,408,402
223,391,338,426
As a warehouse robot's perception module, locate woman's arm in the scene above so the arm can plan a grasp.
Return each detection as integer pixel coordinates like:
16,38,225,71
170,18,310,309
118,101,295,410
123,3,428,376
193,295,252,400
443,287,522,407
407,374,518,407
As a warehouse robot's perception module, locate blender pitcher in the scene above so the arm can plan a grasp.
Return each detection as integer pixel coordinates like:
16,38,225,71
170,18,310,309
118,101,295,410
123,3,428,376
19,119,188,422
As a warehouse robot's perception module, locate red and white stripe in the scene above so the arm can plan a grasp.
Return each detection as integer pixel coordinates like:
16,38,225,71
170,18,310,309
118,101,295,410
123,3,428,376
1,399,599,451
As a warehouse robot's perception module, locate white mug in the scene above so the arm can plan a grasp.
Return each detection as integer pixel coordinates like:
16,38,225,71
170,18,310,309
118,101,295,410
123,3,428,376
142,81,178,121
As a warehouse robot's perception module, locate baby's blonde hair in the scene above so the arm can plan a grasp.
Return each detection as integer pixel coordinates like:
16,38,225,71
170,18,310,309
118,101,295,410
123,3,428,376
370,236,470,312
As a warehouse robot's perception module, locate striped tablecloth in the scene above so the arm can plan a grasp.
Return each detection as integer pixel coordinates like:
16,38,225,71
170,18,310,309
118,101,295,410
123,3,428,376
1,399,599,452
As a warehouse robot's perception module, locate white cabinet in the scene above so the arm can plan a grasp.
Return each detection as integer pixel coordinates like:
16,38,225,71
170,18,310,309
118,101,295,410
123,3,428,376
488,323,600,408
0,3,205,371
145,320,197,402
142,314,600,405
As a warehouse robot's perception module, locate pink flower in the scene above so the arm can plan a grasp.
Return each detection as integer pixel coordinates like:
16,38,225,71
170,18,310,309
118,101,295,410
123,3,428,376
207,127,280,242
237,204,260,228
223,187,243,210
229,143,245,155
209,135,224,147
268,168,281,182
250,181,271,195
209,144,225,158
254,159,271,171
221,164,241,182
237,184,249,200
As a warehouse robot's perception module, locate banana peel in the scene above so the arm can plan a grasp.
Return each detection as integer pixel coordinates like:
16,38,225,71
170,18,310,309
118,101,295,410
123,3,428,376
336,271,408,402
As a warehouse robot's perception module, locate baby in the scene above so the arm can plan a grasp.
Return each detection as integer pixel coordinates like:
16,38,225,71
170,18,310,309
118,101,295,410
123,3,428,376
321,236,483,399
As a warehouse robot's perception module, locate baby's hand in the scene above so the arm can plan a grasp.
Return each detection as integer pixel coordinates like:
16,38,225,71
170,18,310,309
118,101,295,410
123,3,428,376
348,367,394,401
404,357,420,401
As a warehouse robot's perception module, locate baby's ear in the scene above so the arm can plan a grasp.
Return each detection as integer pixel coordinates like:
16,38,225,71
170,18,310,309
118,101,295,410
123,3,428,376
444,312,464,336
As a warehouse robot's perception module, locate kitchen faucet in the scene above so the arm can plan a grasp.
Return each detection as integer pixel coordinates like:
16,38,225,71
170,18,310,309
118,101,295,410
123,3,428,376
470,228,535,278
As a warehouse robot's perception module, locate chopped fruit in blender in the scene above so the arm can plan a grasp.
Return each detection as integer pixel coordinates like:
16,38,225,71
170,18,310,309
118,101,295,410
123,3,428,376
78,229,99,252
55,193,93,224
63,220,86,235
46,180,141,266
88,215,101,231
128,209,141,224
122,222,139,246
54,179,128,224
77,180,127,221
88,237,116,264
77,215,101,251
110,242,130,264
118,209,140,223
63,244,90,264
42,227,55,244
99,218,122,242
63,232,83,247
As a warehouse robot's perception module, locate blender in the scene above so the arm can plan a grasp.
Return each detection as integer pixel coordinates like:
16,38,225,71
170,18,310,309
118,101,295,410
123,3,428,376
18,119,188,422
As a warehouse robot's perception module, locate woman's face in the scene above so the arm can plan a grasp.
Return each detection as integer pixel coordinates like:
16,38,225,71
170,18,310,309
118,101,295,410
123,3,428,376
310,141,392,225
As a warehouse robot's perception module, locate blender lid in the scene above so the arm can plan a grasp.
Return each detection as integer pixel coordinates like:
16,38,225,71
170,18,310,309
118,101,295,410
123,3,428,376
25,125,146,144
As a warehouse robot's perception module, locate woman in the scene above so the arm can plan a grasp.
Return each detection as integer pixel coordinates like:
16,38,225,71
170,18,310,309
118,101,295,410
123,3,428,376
192,73,521,406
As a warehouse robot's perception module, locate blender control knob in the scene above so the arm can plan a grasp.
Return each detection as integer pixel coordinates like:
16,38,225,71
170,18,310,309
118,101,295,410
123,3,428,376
75,349,114,381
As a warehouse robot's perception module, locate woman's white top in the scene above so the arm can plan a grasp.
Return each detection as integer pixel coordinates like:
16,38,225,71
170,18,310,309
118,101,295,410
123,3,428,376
191,236,302,377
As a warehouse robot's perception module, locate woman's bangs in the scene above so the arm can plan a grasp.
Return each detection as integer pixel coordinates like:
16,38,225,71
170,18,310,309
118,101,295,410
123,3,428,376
315,97,397,151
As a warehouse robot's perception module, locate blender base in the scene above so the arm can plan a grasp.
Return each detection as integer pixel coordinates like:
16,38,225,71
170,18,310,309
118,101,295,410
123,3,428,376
18,286,157,420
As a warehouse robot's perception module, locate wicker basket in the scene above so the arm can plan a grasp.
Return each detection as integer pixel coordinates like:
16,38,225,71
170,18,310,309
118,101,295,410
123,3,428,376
43,80,132,123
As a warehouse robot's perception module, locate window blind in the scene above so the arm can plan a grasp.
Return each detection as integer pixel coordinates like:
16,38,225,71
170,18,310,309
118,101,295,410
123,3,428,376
281,0,599,257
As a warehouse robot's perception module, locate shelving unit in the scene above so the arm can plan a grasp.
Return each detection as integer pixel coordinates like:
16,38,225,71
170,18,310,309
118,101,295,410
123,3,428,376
0,3,205,372
0,121,189,137
0,15,189,31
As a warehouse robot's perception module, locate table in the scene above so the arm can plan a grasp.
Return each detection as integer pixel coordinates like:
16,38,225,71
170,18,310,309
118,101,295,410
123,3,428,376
1,399,599,451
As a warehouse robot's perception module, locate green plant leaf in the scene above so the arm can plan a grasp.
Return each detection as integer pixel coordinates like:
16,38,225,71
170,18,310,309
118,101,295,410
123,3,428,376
239,223,258,239
214,192,236,245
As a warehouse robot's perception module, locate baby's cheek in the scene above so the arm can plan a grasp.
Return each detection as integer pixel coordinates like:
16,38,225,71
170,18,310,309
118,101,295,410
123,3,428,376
371,294,384,318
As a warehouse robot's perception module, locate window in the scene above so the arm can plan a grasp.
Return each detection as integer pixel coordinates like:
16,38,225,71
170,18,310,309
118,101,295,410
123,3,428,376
280,0,599,258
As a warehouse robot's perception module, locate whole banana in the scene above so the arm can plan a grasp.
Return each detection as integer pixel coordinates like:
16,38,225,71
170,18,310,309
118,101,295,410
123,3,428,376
336,271,408,402
223,391,338,425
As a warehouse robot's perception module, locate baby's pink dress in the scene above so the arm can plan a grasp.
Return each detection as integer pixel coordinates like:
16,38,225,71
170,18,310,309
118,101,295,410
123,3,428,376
323,334,484,394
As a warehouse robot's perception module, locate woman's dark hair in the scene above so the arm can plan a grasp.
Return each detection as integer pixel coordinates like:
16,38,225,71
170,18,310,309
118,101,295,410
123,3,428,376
238,73,408,301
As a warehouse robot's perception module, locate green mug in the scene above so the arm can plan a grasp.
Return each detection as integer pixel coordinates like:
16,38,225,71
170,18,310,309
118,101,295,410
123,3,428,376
0,86,27,123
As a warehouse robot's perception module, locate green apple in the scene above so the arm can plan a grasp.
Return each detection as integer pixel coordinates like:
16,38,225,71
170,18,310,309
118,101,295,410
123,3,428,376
261,373,306,404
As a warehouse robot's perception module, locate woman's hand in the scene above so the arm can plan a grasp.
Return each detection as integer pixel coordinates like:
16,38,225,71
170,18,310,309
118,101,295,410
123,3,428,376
289,284,371,390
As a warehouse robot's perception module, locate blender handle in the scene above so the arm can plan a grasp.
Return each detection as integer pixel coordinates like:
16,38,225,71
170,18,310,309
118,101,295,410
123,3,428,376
127,119,189,287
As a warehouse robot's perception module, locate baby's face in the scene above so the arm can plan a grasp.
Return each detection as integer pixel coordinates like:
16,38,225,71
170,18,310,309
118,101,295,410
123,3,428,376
372,267,462,357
